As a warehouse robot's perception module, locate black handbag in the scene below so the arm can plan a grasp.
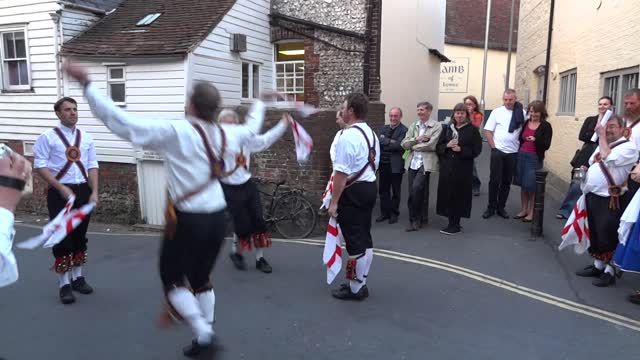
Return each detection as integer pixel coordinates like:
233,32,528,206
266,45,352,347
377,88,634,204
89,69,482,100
570,142,598,168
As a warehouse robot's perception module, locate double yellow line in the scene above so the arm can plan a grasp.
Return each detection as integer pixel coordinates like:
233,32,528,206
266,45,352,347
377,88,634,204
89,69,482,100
273,238,640,332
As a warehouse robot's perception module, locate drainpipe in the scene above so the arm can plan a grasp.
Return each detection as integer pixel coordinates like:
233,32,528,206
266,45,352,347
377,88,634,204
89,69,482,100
542,0,555,104
50,12,61,99
479,0,492,128
504,0,516,89
362,0,374,96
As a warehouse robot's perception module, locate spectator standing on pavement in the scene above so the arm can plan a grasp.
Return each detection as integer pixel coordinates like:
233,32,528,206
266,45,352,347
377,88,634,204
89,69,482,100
376,107,408,225
401,102,442,231
482,89,525,219
435,103,482,235
513,101,553,222
464,95,484,196
557,96,612,219
576,115,637,287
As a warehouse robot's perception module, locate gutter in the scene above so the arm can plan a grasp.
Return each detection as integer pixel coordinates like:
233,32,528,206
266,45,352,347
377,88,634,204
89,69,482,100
57,1,107,15
270,12,366,40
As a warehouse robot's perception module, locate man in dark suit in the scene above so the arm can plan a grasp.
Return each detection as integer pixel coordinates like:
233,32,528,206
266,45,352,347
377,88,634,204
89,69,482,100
376,107,408,224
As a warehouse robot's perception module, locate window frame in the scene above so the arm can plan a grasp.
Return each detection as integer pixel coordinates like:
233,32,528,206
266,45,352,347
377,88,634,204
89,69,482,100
601,66,639,113
107,65,126,106
557,68,577,116
0,25,31,92
241,61,260,101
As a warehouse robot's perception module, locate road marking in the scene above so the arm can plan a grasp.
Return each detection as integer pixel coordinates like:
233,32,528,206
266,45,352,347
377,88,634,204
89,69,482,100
273,238,640,332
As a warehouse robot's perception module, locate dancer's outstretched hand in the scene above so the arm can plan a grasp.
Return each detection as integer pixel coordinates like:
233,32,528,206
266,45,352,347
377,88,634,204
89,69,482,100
63,61,90,86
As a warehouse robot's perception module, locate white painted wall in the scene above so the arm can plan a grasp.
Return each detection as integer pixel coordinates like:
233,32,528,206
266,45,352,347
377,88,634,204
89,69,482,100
380,0,445,125
0,0,106,155
189,0,273,107
63,57,186,163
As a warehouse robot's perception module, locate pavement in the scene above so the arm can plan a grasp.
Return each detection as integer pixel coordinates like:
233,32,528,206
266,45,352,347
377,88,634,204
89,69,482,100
1,145,640,359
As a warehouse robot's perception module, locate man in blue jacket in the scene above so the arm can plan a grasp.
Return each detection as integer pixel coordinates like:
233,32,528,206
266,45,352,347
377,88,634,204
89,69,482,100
376,107,408,224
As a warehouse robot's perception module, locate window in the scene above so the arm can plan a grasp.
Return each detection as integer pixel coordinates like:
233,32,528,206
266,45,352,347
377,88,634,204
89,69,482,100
241,62,260,100
602,66,639,112
558,69,577,115
1,28,30,90
107,66,126,105
136,13,162,26
275,42,305,102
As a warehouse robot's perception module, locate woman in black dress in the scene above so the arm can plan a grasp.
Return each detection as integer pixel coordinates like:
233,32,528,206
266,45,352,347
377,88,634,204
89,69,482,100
436,103,483,234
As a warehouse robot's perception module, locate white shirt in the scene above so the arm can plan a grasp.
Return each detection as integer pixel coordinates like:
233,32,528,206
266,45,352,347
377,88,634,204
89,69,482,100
333,122,380,183
221,119,288,185
409,121,428,170
84,83,263,213
626,118,640,153
483,106,525,153
330,130,344,165
582,138,638,197
0,207,18,288
33,125,99,184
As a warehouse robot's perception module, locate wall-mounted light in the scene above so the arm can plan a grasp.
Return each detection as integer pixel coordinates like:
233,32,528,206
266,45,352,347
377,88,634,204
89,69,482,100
278,50,305,56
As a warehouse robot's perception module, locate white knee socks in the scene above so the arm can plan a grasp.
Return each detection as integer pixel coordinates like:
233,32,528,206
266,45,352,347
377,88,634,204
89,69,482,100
58,272,70,288
168,287,213,344
196,289,216,326
71,266,82,280
349,249,374,293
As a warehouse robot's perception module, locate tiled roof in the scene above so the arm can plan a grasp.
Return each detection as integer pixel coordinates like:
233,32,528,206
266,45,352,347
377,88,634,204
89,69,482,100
61,0,237,57
64,0,123,12
445,0,519,51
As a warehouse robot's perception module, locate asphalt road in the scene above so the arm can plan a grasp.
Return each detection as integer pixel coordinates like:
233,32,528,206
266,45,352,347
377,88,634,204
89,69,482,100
2,146,640,359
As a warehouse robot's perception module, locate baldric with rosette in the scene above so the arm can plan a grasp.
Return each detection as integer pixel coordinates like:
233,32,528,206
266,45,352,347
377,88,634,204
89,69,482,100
52,127,87,182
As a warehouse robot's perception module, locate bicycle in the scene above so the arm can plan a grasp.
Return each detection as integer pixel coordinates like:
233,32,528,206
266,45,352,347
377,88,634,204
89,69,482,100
256,178,317,239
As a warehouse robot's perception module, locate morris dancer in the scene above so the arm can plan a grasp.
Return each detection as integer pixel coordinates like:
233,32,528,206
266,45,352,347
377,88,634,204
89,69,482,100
33,96,99,304
576,115,637,287
64,63,267,357
218,109,290,273
327,93,379,300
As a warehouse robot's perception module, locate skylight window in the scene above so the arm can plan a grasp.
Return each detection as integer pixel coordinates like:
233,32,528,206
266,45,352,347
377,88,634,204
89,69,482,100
136,13,161,26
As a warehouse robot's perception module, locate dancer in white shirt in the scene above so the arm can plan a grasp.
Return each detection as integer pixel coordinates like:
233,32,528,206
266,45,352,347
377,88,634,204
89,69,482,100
218,109,290,273
33,96,99,304
64,62,270,357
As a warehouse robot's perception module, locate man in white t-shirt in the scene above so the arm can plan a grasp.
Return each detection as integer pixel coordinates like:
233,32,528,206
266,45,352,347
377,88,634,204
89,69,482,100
327,93,380,301
482,89,525,219
623,88,640,196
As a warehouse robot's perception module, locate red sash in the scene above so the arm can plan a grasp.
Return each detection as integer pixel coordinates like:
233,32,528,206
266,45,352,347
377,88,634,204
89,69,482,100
52,127,88,182
345,125,377,187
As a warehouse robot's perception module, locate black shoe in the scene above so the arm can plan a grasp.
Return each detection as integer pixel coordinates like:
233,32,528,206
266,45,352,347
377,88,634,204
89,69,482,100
71,276,94,294
482,208,495,219
388,215,398,224
183,338,217,358
440,225,461,235
339,283,369,297
375,215,389,223
256,257,272,273
331,284,368,301
229,252,247,270
59,284,75,305
629,292,640,305
405,221,419,232
592,272,616,287
576,265,603,277
419,218,428,228
496,208,510,219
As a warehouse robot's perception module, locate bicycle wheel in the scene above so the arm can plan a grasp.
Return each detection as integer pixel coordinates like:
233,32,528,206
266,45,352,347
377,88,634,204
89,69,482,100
272,193,316,239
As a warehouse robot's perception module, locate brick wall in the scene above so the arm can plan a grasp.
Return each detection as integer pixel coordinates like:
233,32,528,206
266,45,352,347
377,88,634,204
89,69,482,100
252,104,386,205
516,0,640,182
4,140,141,224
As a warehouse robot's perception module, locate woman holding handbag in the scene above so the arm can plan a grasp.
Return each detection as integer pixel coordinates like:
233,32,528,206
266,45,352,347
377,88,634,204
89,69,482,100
557,96,613,219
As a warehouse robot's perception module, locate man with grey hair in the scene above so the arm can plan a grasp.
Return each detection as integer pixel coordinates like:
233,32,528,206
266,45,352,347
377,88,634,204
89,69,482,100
482,89,525,219
577,114,637,287
376,107,407,224
401,101,442,231
622,88,640,195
